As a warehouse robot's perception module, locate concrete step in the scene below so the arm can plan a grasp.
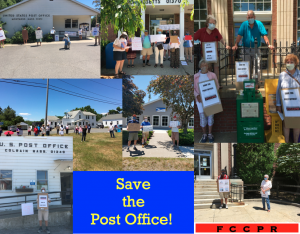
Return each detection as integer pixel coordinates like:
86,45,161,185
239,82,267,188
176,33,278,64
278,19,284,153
194,181,216,185
194,188,217,192
194,203,212,209
194,202,245,209
194,198,221,204
194,185,217,188
194,191,219,195
194,195,220,199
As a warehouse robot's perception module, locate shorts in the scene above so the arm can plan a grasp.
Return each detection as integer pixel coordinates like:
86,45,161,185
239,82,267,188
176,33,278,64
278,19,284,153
171,132,179,141
38,209,49,221
128,132,138,141
163,44,170,50
113,51,126,61
184,47,192,57
219,192,230,199
199,113,214,127
141,47,153,56
142,131,149,139
59,131,64,135
36,39,42,42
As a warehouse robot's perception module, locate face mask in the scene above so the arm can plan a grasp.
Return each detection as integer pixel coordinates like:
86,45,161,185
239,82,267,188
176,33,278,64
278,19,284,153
42,190,45,193
186,33,189,35
222,172,225,175
144,119,148,122
208,23,215,30
286,63,295,71
248,18,255,24
158,31,161,34
201,66,208,73
264,178,267,181
133,117,136,120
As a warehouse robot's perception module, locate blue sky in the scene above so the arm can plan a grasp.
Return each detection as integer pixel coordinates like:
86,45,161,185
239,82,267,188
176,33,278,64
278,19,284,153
77,0,98,9
0,79,122,121
132,75,160,103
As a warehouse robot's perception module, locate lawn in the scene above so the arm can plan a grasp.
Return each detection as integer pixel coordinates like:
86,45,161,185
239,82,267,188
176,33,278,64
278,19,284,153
51,132,122,171
123,157,193,171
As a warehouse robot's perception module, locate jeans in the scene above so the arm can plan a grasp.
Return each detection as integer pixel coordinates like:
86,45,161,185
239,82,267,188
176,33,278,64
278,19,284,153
82,134,86,141
262,195,270,210
46,131,49,136
110,130,115,138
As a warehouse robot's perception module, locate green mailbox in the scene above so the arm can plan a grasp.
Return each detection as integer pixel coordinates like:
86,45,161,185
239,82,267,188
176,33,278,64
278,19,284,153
236,80,264,143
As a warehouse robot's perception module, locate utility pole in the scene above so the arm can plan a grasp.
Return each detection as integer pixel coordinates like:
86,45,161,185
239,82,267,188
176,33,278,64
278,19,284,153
45,79,49,127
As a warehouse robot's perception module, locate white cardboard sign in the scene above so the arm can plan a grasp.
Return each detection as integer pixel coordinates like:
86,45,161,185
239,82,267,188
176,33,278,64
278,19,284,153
203,42,217,63
280,89,300,117
35,30,43,39
170,121,179,128
150,34,166,42
198,80,220,108
21,203,34,216
236,61,250,82
92,27,99,36
143,125,153,132
132,37,143,51
0,30,6,40
218,179,230,192
159,24,180,30
38,194,48,208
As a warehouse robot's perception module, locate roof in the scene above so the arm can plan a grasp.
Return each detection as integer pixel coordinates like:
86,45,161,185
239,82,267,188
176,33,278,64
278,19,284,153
143,98,163,107
47,116,61,121
65,110,96,118
0,0,100,14
98,114,123,122
17,122,28,125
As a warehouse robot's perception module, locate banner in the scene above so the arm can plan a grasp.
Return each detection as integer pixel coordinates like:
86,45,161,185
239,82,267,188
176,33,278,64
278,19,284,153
35,30,43,39
131,37,142,51
92,27,99,36
65,31,76,36
150,34,166,42
0,30,6,40
159,24,180,30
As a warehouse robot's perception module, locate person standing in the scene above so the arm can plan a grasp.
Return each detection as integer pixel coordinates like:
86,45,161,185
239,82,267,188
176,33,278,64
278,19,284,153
81,125,87,142
22,27,28,44
46,124,50,136
94,23,100,46
183,31,193,63
78,28,83,40
169,115,181,147
16,125,23,136
36,27,42,46
109,123,115,138
126,37,137,68
37,125,40,136
113,34,127,76
87,124,91,133
59,125,64,136
169,31,180,69
28,126,31,136
154,28,167,68
126,114,139,152
141,30,153,67
37,187,51,233
66,125,69,134
50,27,56,41
0,127,2,136
56,125,59,135
217,169,229,209
0,27,5,48
41,125,45,137
79,126,82,135
163,30,170,61
261,174,272,212
75,126,79,134
141,117,151,148
34,126,39,136
232,10,274,83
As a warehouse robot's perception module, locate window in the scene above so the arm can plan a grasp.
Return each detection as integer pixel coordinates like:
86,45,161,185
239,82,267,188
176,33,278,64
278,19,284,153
189,118,194,127
65,19,71,28
162,116,168,127
79,115,81,119
117,121,119,124
72,19,78,28
92,116,94,119
147,117,151,123
51,122,53,125
153,116,159,126
92,123,94,126
37,171,48,190
233,0,271,12
194,0,207,32
0,170,12,190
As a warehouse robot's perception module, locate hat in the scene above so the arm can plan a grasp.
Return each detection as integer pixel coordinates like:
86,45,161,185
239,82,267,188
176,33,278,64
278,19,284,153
157,28,163,32
122,32,127,36
173,115,177,118
133,114,137,117
53,27,55,29
65,34,68,37
144,29,148,32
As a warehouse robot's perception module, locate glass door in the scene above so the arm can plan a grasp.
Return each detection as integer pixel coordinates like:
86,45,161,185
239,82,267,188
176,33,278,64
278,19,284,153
194,154,200,180
260,23,272,74
200,155,211,179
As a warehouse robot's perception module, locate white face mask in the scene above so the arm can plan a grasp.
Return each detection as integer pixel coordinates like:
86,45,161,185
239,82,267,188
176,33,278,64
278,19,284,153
286,63,295,71
208,23,215,30
42,190,45,193
144,119,148,122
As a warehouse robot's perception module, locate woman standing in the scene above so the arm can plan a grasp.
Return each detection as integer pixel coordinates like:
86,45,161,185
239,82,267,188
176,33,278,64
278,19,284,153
183,31,193,63
41,125,45,136
0,27,5,48
169,31,180,69
276,54,300,142
126,37,136,68
34,126,38,136
28,126,31,136
46,124,50,136
16,125,23,136
36,27,42,46
81,125,87,142
87,124,91,133
22,27,28,44
79,126,82,135
59,125,64,136
113,34,127,77
261,175,272,212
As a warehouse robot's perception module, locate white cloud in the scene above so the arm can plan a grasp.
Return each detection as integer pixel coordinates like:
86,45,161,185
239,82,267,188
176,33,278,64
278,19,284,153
19,113,31,116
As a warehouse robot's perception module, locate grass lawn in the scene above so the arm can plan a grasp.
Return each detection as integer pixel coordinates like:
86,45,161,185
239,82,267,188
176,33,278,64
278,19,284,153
123,157,193,171
52,132,122,171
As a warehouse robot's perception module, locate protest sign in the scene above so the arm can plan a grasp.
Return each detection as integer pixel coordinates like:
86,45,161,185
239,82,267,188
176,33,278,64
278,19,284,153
92,27,99,36
35,30,43,39
0,30,6,40
280,88,300,128
55,35,59,41
202,42,218,63
235,61,250,90
159,24,180,30
185,35,192,40
170,121,179,128
78,30,83,35
150,34,166,42
21,203,34,216
50,30,55,34
37,193,48,210
218,179,230,193
198,79,223,116
127,123,140,132
170,36,178,43
143,125,153,132
132,37,143,51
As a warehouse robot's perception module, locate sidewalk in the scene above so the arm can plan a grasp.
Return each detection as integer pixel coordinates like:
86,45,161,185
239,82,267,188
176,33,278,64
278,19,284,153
101,51,194,77
122,130,193,158
195,132,237,143
194,200,300,222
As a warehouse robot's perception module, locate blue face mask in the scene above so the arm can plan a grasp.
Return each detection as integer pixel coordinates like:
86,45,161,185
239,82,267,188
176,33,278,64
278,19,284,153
186,33,189,35
248,18,255,24
158,31,161,34
264,178,267,181
208,23,215,30
133,117,136,120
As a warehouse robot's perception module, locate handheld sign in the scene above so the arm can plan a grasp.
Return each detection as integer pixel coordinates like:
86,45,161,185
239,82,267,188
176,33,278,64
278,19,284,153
78,30,82,35
235,61,250,90
37,193,48,210
35,30,43,39
150,34,166,42
55,35,59,41
261,192,268,198
132,37,143,51
127,123,140,132
50,30,55,34
218,179,230,193
92,27,99,37
170,36,178,44
21,203,34,216
0,30,6,40
22,30,28,40
202,42,218,63
198,79,223,116
280,88,300,128
185,35,192,41
143,125,153,132
170,121,179,128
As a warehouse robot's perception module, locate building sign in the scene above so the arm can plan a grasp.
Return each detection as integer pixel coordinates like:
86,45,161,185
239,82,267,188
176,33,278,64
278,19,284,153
156,107,166,112
2,14,51,21
146,0,182,4
159,24,180,30
0,137,73,155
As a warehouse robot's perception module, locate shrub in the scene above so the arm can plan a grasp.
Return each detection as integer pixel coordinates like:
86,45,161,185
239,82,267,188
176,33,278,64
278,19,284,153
167,129,194,146
122,131,154,145
43,33,53,42
10,31,23,44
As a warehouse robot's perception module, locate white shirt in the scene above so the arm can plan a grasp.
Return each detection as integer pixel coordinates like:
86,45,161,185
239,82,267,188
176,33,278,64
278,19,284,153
109,125,114,131
196,73,209,113
171,121,180,132
170,37,180,49
113,38,127,52
261,180,272,195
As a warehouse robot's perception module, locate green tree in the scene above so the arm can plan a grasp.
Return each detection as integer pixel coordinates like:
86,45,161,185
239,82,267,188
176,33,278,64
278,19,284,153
123,77,146,117
276,143,300,192
40,118,44,123
236,143,275,184
13,116,24,124
55,115,64,119
108,107,122,114
2,106,16,120
147,75,194,134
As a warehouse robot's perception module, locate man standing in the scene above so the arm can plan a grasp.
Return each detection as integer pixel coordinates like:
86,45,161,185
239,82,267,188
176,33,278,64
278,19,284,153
141,30,153,67
127,114,139,152
66,125,69,134
37,187,51,233
169,115,181,147
109,122,115,138
56,125,59,135
50,27,56,41
94,23,100,46
232,10,274,83
216,169,229,209
87,124,91,133
141,116,151,148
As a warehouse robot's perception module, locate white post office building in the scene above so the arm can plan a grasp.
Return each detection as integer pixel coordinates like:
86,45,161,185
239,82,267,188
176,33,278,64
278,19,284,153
0,0,100,38
0,137,73,211
62,110,97,128
98,114,123,127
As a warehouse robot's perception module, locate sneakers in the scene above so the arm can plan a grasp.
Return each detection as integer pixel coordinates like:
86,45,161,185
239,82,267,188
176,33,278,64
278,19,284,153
226,204,228,209
146,63,151,66
142,144,144,148
219,205,222,209
46,227,50,233
200,134,208,143
133,146,137,151
208,134,214,143
38,227,43,233
143,62,146,67
126,147,130,152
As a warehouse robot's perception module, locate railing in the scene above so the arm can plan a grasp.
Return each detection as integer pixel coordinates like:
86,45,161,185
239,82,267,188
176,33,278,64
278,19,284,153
230,183,244,203
0,191,72,216
57,31,88,39
194,39,300,87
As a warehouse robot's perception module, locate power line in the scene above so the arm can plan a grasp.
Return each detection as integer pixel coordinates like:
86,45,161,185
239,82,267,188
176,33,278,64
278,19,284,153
0,80,122,106
3,79,122,106
88,79,122,91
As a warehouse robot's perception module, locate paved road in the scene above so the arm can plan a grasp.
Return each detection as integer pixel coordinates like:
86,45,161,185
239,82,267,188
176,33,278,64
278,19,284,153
0,226,72,234
101,52,194,77
0,40,100,78
194,200,300,222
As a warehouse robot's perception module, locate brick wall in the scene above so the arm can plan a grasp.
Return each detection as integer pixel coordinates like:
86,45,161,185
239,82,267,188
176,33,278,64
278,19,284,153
102,24,117,42
207,0,212,15
227,0,234,46
194,98,237,133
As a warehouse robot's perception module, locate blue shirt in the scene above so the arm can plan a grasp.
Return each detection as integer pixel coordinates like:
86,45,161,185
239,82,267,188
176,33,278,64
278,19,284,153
141,121,151,131
238,20,267,48
141,35,151,48
128,120,139,133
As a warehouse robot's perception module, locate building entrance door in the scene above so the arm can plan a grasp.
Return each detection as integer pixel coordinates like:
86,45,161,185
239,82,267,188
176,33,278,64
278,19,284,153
195,150,212,179
60,173,72,205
